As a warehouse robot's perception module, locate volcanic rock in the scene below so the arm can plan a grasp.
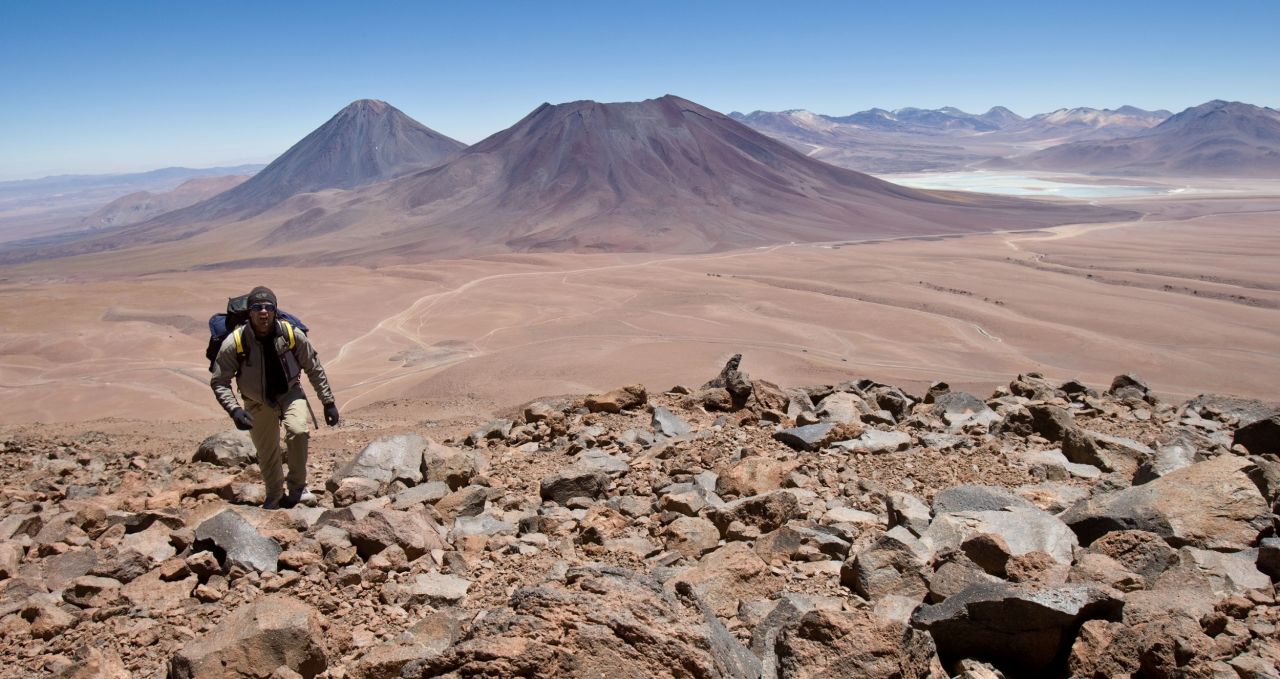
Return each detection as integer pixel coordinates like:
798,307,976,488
193,431,255,467
716,456,800,498
402,566,730,678
932,485,1036,515
842,526,931,601
652,407,693,437
775,609,941,679
708,491,801,537
347,507,445,560
912,583,1123,676
1061,454,1270,549
584,384,647,413
923,507,1078,569
773,423,838,451
193,510,281,573
1234,414,1280,455
326,433,427,494
539,467,610,505
168,594,328,679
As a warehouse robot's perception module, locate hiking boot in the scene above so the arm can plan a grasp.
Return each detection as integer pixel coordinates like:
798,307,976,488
262,498,281,510
281,487,316,509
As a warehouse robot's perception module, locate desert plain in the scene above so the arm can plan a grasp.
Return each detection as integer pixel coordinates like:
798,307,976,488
1,173,1277,430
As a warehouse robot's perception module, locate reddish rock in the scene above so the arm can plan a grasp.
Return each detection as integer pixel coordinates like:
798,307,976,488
775,609,941,679
168,594,328,679
584,384,647,413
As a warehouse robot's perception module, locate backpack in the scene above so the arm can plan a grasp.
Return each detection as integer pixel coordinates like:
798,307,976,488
206,294,310,372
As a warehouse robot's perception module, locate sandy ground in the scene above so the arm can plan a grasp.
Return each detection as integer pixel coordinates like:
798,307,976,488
0,181,1277,428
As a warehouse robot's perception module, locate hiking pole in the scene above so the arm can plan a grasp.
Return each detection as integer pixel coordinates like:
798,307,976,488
302,391,320,429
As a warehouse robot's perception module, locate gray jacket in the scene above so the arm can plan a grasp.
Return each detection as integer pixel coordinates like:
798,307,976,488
210,320,334,414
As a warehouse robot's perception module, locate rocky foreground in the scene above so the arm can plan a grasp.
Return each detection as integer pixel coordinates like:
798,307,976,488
2,356,1279,679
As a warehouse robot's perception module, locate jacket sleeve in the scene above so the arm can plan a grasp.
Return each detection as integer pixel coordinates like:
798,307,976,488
293,328,335,405
210,332,243,414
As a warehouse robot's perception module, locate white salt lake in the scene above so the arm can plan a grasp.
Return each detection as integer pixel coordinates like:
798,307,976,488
878,171,1195,198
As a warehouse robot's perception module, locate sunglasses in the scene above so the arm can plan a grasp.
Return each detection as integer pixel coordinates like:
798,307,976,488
250,303,276,312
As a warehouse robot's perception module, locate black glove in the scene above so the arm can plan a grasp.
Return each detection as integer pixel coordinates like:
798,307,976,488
231,407,254,431
323,402,340,426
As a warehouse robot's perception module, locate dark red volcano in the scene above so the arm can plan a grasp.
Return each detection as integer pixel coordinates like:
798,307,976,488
362,95,1128,256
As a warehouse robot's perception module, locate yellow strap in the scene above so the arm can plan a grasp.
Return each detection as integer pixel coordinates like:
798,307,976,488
282,320,296,350
232,326,245,355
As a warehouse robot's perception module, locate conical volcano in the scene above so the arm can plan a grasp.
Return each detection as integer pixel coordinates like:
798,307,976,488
185,99,465,219
352,94,1128,257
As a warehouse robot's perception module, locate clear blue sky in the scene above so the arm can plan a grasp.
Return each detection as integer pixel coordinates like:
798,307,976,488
2,0,1276,180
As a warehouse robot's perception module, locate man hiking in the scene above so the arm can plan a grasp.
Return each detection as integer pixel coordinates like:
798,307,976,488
210,286,339,509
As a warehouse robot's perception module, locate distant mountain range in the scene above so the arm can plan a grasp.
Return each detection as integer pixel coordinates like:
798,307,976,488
731,104,1171,139
728,105,1175,173
78,175,250,230
995,100,1280,176
0,96,1128,268
0,164,264,245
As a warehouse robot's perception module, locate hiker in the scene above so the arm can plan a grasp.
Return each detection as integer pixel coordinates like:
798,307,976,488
210,286,339,509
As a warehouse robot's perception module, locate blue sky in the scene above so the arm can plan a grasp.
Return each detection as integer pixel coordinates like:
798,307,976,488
1,1,1276,180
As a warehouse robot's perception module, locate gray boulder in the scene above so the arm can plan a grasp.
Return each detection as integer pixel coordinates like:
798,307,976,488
1132,439,1197,485
574,448,631,476
651,407,692,437
931,392,999,430
326,433,427,493
832,429,911,454
887,491,932,537
773,423,835,452
932,485,1036,515
193,510,281,573
841,526,930,601
922,507,1079,568
192,431,255,467
382,572,471,607
540,467,609,505
422,440,479,490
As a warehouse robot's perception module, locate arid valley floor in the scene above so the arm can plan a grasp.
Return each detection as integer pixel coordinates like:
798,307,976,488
1,175,1277,431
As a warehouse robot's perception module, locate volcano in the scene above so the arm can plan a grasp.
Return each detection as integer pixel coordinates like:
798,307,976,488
314,94,1129,260
2,95,1131,268
166,99,464,221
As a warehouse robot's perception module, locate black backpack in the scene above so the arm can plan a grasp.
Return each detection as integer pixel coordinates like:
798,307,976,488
206,294,310,372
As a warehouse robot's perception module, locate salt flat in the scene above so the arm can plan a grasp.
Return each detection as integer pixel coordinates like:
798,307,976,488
1,181,1277,425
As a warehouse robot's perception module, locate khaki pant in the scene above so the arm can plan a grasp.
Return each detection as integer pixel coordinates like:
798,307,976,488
246,386,310,503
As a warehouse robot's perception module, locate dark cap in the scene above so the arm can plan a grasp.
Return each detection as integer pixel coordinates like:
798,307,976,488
247,286,277,306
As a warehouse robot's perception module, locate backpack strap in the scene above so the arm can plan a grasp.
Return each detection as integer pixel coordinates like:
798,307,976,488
232,325,247,358
281,320,297,351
